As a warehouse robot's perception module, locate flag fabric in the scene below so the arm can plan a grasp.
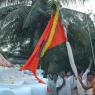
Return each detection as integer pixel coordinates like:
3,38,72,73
40,8,59,57
20,8,67,83
66,41,85,95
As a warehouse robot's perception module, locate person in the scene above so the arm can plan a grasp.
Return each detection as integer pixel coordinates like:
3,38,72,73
82,59,93,80
79,71,95,95
93,77,95,95
47,73,57,95
65,71,72,79
52,73,58,84
56,71,74,95
71,59,92,95
69,75,78,95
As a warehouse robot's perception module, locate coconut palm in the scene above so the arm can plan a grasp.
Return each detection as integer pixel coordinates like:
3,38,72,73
0,0,95,72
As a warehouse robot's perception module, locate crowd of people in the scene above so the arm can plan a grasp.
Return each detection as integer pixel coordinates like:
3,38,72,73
47,59,95,95
0,53,95,95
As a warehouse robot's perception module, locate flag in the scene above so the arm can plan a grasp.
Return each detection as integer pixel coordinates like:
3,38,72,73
20,8,67,83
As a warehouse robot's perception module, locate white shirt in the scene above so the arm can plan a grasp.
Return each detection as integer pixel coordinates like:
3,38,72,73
68,76,79,95
56,76,63,88
56,75,74,95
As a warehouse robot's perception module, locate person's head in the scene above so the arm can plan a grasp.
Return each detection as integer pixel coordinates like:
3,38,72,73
59,71,66,79
66,71,71,78
59,71,66,86
47,73,53,80
52,73,58,83
77,67,83,78
87,72,95,81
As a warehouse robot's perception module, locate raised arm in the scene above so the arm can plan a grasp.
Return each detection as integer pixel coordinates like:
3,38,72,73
78,77,92,90
82,59,92,80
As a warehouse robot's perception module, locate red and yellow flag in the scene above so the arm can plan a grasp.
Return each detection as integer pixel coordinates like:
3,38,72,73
20,8,67,83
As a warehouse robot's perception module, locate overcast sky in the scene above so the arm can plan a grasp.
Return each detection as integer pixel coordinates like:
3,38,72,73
61,0,95,14
60,0,95,22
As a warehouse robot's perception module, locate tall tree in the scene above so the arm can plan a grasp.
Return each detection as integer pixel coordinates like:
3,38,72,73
0,0,95,72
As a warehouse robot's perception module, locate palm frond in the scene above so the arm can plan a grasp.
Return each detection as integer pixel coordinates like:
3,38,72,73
0,6,31,48
61,0,89,5
23,1,40,29
61,8,95,46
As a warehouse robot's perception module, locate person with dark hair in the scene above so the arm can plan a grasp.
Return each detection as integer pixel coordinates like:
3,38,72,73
47,73,57,95
82,59,93,80
52,73,58,83
71,59,93,95
79,71,95,95
56,71,74,95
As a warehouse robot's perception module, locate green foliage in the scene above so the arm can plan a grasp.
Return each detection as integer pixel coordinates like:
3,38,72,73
0,6,31,54
0,4,24,20
0,0,95,73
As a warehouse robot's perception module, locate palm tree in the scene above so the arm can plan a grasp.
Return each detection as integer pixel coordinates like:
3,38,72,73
0,0,95,72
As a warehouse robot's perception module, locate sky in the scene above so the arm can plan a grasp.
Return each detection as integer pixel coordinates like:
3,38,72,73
84,0,95,13
1,0,95,14
61,0,95,13
60,0,95,22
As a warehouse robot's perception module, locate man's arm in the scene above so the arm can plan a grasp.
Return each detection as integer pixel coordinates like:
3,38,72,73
79,79,92,90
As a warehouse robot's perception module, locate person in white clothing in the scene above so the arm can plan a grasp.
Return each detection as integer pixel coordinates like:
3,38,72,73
56,71,75,95
82,59,92,80
47,74,57,95
71,59,92,95
79,72,94,95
